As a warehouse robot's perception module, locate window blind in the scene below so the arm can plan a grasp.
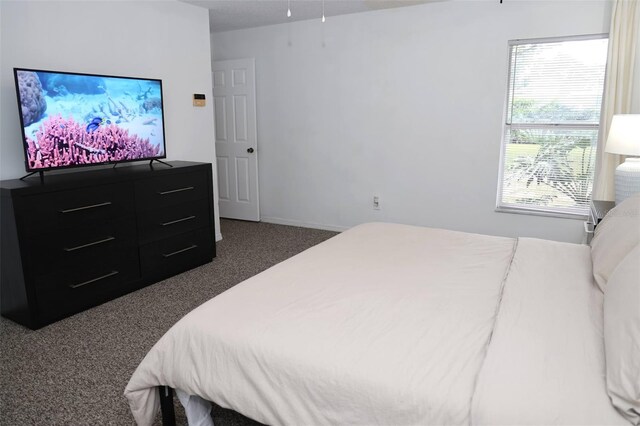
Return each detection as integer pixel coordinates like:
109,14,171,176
498,35,609,217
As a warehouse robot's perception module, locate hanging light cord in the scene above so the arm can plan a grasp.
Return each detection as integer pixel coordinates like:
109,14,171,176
287,0,291,17
322,0,326,22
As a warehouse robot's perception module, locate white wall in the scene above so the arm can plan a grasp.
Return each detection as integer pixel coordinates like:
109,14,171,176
0,0,221,240
212,0,613,243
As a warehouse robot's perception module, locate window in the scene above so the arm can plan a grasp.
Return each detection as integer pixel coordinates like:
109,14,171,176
497,35,609,217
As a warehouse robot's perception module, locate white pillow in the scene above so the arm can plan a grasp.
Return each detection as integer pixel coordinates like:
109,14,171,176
604,244,640,425
591,193,640,292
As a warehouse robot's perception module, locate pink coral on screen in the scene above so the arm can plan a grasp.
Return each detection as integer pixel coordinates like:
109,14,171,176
25,115,160,169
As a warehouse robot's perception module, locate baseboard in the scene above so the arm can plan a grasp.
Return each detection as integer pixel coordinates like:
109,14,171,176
260,216,348,233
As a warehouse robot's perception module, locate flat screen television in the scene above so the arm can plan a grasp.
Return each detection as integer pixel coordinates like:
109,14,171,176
14,68,167,172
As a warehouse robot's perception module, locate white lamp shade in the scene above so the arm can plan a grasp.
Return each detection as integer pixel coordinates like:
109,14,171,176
605,114,640,156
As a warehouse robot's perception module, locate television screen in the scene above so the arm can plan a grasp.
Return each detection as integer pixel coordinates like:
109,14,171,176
14,68,167,172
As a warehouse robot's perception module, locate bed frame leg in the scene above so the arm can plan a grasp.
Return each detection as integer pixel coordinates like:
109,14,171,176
159,386,176,426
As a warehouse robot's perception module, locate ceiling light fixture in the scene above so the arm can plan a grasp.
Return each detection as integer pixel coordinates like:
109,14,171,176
287,0,291,17
322,0,326,22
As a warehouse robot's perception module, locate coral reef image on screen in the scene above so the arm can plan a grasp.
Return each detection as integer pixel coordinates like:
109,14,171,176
16,70,166,170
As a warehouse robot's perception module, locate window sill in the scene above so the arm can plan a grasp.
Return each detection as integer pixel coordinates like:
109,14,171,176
495,205,588,221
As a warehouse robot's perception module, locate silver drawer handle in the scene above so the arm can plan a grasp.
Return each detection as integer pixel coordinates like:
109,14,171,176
161,216,196,227
59,201,112,214
69,270,119,289
64,236,116,252
162,244,198,258
158,186,194,195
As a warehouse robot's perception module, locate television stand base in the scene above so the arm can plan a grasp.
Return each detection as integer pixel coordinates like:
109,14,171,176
19,171,44,183
150,159,173,168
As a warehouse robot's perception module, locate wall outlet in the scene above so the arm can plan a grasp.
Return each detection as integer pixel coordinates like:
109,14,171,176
373,195,381,210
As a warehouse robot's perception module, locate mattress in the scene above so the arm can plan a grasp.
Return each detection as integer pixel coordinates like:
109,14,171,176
124,222,629,425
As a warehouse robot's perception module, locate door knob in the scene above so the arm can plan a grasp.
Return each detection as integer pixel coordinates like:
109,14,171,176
247,147,254,153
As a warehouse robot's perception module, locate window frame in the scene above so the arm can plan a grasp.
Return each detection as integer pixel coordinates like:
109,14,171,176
495,33,609,220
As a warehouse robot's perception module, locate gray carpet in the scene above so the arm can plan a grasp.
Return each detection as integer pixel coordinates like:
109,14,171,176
0,219,337,425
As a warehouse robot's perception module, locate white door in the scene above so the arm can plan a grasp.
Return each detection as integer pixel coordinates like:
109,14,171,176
212,58,259,221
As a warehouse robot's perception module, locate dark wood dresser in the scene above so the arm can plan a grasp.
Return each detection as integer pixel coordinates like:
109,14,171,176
0,161,216,329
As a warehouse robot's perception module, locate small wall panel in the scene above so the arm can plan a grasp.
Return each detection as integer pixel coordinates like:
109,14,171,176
216,157,230,201
232,68,246,87
235,157,250,202
233,96,248,142
214,97,227,142
213,70,225,88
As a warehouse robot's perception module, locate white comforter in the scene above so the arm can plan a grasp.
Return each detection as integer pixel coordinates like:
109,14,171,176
471,238,628,425
125,223,628,425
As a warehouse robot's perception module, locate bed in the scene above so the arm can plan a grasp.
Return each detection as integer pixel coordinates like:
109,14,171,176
125,195,640,426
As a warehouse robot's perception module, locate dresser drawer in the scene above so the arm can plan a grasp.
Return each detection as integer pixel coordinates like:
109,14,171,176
137,199,210,244
33,246,140,291
18,183,133,236
34,249,140,322
135,170,208,210
25,218,137,273
140,228,213,279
